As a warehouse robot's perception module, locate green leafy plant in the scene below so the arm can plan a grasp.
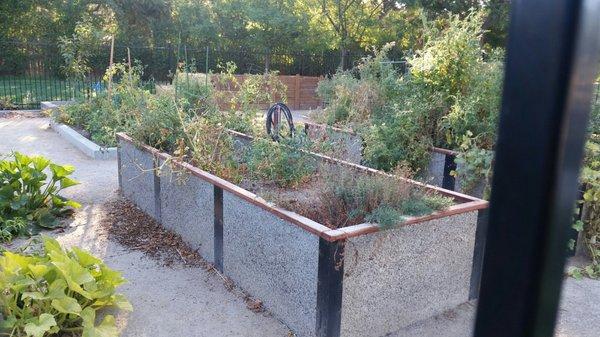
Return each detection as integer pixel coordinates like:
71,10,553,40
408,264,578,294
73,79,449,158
0,153,80,242
314,166,453,229
568,139,600,279
0,236,131,337
315,11,504,186
245,137,317,188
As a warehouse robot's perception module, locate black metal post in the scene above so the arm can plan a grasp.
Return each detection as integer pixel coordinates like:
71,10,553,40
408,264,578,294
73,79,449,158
469,209,489,300
442,153,457,191
153,157,162,223
315,238,345,337
474,0,600,336
213,186,224,272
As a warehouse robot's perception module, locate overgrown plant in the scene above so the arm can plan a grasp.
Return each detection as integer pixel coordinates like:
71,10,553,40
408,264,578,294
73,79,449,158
315,10,504,189
212,62,287,135
0,236,131,337
0,153,80,242
245,137,317,188
569,139,600,279
309,165,453,229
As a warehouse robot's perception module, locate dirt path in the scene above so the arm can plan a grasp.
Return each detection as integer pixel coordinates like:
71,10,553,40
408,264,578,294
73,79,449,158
0,116,291,337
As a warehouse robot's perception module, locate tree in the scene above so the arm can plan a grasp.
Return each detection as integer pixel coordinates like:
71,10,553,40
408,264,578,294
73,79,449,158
244,0,309,72
310,0,391,69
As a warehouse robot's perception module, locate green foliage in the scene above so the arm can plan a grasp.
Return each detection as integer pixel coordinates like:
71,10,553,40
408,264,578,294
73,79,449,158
0,236,131,337
0,153,80,242
316,11,503,186
452,133,495,197
183,118,241,183
55,63,152,147
316,43,398,128
128,94,188,153
590,92,599,134
317,166,453,229
173,71,217,116
410,11,485,99
362,101,432,173
245,137,317,188
569,139,600,279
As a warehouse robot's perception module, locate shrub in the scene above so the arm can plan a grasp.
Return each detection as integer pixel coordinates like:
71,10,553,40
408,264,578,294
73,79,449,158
184,118,241,183
590,96,599,134
314,166,453,229
0,153,80,242
245,137,317,188
54,63,152,147
128,94,188,152
315,44,398,128
0,236,131,337
569,139,600,279
173,71,217,115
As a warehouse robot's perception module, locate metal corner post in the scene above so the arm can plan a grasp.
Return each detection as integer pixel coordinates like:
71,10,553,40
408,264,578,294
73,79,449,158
315,238,345,337
474,0,600,336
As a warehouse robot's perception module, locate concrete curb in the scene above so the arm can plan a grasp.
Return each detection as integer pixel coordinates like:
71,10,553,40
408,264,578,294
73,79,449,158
40,100,72,112
49,121,117,160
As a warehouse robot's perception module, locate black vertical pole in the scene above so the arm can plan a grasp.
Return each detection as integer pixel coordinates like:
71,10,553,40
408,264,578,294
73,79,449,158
153,157,162,223
442,153,457,191
315,239,344,337
469,209,489,300
213,186,224,272
474,1,600,337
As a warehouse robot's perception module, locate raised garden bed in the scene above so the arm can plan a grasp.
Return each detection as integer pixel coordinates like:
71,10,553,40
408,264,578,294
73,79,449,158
117,131,488,337
303,121,486,198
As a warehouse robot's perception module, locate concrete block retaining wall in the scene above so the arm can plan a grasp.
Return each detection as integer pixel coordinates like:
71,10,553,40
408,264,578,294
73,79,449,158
117,133,488,337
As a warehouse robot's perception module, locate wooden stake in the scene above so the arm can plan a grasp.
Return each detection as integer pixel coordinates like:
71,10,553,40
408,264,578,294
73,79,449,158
108,36,115,98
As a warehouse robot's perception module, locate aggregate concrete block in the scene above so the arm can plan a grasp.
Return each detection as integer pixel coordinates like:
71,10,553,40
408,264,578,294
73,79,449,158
159,163,215,263
426,151,446,187
304,124,363,164
222,191,320,337
340,211,478,337
118,140,158,219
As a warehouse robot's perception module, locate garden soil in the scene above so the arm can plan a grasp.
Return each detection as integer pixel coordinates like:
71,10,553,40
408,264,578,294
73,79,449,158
1,115,599,337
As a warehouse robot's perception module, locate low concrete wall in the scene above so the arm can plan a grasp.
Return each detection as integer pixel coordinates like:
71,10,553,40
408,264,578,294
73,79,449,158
50,121,117,160
118,140,159,219
223,191,320,337
159,162,215,263
426,151,446,187
340,211,478,337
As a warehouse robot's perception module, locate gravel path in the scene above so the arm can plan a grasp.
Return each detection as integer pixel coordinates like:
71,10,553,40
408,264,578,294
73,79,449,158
1,115,598,337
0,116,291,337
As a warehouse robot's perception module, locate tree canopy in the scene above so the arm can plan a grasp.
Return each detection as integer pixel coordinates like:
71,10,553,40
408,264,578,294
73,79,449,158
0,0,510,74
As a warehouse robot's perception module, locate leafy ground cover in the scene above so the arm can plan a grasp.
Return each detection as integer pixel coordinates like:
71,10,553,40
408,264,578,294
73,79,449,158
0,152,80,242
0,236,131,337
